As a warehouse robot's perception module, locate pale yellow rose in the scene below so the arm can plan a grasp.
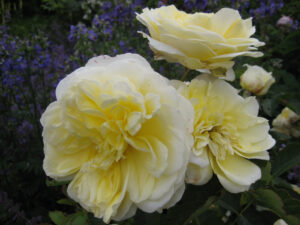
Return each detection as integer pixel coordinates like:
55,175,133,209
274,219,288,225
272,107,300,138
240,65,275,96
292,184,300,194
172,75,275,193
137,5,264,80
41,53,194,223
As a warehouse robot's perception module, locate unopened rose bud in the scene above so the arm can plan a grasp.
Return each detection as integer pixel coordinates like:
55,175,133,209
277,15,293,27
272,107,300,138
292,184,300,194
240,65,275,96
274,219,288,225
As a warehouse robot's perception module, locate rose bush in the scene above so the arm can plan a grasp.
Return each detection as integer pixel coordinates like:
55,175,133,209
171,75,275,193
40,53,194,223
137,5,264,80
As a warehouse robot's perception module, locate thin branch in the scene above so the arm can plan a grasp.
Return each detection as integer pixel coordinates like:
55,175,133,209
181,67,190,81
183,196,218,225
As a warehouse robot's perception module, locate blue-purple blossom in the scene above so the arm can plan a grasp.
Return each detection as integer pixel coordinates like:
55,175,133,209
88,29,98,41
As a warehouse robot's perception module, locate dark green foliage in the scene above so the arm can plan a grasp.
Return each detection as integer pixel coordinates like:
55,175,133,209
272,143,300,177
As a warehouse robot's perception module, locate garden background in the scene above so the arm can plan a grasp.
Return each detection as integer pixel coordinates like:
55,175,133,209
1,0,300,225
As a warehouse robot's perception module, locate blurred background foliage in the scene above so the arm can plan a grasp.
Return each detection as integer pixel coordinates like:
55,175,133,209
0,0,300,225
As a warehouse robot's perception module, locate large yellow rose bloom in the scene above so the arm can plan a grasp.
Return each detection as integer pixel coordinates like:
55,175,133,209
41,54,194,223
137,5,264,80
172,75,275,193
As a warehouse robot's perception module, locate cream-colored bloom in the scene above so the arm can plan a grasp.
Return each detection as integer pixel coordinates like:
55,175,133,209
292,184,300,195
274,219,288,225
172,75,275,193
137,5,264,80
41,54,194,223
272,107,300,138
240,65,275,96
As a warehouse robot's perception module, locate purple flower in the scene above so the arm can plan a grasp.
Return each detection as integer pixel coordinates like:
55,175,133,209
157,1,165,7
195,0,208,10
113,48,118,55
88,29,98,41
102,2,112,11
15,57,27,70
93,15,100,27
184,0,194,11
68,25,78,42
103,26,112,37
293,20,299,30
17,120,33,136
34,44,42,54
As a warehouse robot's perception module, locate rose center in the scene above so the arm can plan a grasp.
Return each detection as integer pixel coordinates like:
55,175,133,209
194,111,234,160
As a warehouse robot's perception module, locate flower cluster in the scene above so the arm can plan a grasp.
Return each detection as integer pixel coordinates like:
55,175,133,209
249,0,284,19
41,4,276,224
0,25,72,148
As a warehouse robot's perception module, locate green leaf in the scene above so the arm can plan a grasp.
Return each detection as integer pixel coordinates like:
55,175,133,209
49,211,68,225
287,99,300,116
272,187,300,216
285,215,300,225
270,131,291,141
251,189,300,225
183,196,218,225
261,97,278,117
46,178,69,187
159,178,222,225
196,209,224,225
272,142,300,177
276,31,300,55
135,211,160,225
273,177,293,190
87,213,106,225
65,212,88,225
57,198,76,206
240,208,277,225
240,192,253,206
237,215,252,225
252,189,285,218
217,191,240,214
260,161,272,184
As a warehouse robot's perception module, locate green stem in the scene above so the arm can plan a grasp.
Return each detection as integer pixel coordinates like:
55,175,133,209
181,68,190,81
183,196,218,225
229,199,253,225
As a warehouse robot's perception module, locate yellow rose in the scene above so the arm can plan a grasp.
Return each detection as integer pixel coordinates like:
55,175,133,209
41,54,194,223
137,5,264,80
292,184,300,195
274,219,288,225
272,107,300,138
172,75,275,193
240,65,275,96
